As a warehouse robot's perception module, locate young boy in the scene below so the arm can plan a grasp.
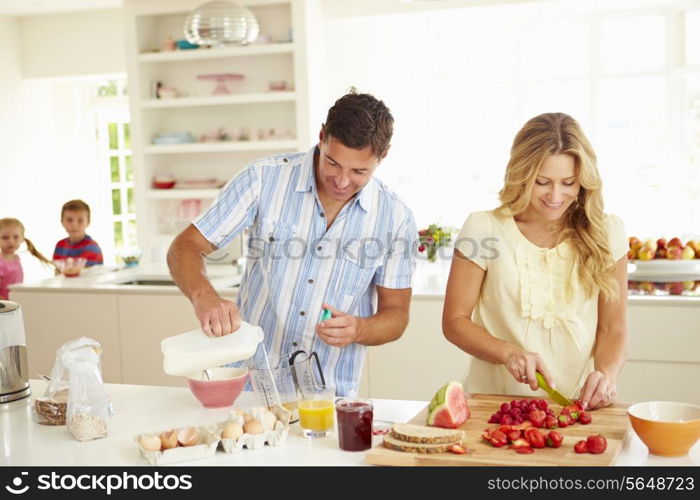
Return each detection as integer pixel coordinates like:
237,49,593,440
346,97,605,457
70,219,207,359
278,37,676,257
53,199,104,266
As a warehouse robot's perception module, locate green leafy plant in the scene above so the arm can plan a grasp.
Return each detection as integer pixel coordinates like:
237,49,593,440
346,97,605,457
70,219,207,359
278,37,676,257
418,224,453,262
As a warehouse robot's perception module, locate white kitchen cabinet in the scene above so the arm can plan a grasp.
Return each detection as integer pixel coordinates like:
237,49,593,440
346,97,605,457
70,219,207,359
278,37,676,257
123,0,323,263
117,294,201,387
621,299,700,404
365,295,700,405
16,292,123,384
365,297,470,401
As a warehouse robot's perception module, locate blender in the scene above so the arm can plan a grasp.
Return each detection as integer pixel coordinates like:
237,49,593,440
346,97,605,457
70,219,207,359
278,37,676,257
0,300,30,403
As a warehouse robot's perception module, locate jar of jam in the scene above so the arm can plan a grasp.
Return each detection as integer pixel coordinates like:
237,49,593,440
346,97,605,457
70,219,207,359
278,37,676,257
336,398,373,451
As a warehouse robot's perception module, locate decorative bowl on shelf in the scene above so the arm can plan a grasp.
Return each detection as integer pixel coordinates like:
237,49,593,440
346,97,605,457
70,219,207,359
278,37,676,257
184,1,260,47
197,73,245,95
175,39,199,50
267,80,288,91
152,132,196,145
176,178,225,189
153,174,176,189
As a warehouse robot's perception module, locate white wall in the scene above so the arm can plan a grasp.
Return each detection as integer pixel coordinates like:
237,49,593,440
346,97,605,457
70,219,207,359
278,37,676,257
322,2,700,240
0,12,124,282
19,9,126,78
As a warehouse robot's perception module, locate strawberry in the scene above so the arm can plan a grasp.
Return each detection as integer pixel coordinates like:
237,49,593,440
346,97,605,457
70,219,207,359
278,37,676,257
528,409,547,428
516,447,535,454
510,438,530,449
546,431,563,448
544,415,557,429
574,440,588,453
579,411,592,425
562,405,580,422
524,428,546,449
557,415,569,428
586,435,607,454
507,430,522,443
449,444,467,454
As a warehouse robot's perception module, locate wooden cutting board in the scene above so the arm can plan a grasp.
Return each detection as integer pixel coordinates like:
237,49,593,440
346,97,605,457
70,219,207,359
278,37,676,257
365,394,631,466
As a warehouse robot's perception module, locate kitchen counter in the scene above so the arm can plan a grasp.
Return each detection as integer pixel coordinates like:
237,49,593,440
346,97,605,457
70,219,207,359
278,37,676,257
9,263,241,296
2,380,698,466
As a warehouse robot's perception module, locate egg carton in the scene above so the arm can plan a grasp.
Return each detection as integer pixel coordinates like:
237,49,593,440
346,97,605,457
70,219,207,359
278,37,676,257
134,426,219,466
216,405,290,453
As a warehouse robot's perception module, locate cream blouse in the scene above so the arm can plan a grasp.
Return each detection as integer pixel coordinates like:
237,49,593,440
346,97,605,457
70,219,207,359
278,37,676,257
454,209,627,399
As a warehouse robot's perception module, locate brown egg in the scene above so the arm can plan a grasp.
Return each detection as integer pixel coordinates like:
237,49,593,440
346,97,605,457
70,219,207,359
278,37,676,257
177,426,200,447
138,434,162,452
243,419,264,435
222,422,244,440
160,429,178,450
242,413,253,423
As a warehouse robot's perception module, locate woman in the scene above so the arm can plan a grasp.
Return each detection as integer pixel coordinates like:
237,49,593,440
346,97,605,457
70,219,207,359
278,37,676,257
442,113,628,410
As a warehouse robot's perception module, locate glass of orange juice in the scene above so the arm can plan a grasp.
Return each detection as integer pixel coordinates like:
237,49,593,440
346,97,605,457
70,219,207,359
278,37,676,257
297,384,335,438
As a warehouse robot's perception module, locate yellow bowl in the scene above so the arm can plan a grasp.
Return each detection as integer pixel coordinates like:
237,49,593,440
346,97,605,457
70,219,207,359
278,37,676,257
627,401,700,457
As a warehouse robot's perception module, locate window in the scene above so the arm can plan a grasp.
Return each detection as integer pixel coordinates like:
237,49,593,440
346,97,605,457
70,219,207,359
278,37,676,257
94,79,137,253
324,2,700,239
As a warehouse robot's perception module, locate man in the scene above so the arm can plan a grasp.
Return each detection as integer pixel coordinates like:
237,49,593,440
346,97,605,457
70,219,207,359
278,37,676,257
167,90,417,396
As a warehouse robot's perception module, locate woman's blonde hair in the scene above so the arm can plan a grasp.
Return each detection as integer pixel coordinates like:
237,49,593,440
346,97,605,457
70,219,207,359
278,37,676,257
0,218,57,271
497,113,619,301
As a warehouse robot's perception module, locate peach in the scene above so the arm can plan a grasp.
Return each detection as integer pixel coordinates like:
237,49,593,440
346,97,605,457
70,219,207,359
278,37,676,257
637,246,655,261
681,245,695,260
666,246,682,260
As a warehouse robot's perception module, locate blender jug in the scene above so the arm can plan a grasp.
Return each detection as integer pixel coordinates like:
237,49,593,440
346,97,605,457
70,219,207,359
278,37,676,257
248,349,325,422
0,300,30,403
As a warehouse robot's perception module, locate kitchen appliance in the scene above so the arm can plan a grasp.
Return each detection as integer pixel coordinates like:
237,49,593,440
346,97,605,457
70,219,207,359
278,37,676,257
247,349,326,423
0,300,30,403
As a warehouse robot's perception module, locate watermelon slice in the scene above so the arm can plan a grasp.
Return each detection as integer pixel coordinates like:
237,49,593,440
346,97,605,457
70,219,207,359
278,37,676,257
427,381,470,429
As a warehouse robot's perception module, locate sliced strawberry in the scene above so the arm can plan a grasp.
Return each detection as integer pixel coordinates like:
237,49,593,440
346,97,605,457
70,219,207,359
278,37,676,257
449,444,467,454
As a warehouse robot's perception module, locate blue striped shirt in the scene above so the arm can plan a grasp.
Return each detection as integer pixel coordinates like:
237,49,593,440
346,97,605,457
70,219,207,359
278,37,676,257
194,146,417,396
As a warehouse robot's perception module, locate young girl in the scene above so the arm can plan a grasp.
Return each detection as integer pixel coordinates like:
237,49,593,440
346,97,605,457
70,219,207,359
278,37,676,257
442,113,628,411
0,218,56,300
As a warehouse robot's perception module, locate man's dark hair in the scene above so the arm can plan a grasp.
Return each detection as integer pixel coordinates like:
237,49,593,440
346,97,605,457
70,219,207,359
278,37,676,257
322,88,394,159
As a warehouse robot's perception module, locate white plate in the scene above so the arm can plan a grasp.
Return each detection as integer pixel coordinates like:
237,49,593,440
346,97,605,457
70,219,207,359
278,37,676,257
628,260,700,282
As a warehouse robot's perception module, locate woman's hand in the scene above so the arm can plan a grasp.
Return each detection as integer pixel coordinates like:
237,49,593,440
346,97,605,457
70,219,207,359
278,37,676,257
578,370,617,410
503,346,555,392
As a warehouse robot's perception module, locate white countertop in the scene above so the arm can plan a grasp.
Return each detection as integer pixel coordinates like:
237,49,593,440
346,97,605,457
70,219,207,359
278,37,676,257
9,260,700,304
2,380,698,466
9,263,241,296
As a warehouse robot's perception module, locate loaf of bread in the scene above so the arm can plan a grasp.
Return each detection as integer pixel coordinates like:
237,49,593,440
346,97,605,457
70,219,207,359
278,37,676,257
389,423,464,444
383,434,458,454
382,422,464,453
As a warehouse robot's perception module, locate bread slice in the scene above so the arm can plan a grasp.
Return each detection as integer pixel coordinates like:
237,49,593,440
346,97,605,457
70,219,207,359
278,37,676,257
389,423,464,444
383,434,457,454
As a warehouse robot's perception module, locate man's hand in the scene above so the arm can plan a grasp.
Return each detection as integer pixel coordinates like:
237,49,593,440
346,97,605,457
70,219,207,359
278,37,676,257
315,303,365,348
192,292,242,337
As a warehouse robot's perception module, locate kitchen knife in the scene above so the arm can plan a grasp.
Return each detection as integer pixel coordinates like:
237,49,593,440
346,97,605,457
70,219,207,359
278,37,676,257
535,372,573,407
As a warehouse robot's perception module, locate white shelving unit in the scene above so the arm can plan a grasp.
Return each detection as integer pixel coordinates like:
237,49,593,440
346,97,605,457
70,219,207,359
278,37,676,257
146,189,219,200
123,0,324,263
143,139,299,154
141,90,296,108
